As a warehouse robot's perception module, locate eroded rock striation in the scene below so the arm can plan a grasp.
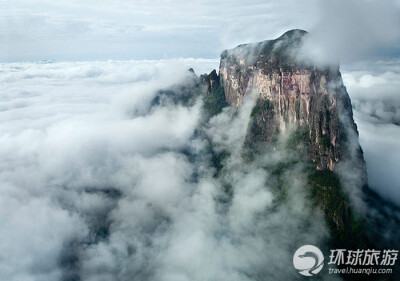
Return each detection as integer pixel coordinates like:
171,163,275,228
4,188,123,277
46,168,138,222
209,29,360,171
198,30,400,277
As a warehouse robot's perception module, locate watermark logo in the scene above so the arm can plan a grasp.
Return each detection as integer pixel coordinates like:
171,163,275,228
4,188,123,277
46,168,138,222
293,246,398,276
327,249,398,275
293,245,324,276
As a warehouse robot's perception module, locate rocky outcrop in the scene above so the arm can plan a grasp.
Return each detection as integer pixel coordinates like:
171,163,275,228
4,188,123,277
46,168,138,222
198,30,400,273
201,69,228,119
217,29,359,170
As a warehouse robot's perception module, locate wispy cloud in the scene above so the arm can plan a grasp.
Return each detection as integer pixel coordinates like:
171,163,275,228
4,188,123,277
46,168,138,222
343,59,400,205
296,0,400,66
0,59,331,281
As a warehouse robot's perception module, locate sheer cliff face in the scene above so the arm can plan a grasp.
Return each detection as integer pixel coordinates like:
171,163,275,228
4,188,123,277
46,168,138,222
200,31,400,272
218,30,358,170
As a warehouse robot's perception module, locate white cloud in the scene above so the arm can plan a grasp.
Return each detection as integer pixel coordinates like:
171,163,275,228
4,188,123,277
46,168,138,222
1,1,399,278
0,59,205,280
298,0,400,66
0,59,331,280
343,59,400,205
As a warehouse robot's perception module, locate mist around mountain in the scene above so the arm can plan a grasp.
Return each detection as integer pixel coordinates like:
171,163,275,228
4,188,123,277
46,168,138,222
0,31,400,281
201,30,400,280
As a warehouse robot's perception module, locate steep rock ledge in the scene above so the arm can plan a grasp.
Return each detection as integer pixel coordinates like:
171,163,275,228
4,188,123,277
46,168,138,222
217,29,359,170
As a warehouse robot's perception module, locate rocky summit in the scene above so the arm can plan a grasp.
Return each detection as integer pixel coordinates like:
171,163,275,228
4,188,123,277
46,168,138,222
200,30,400,275
207,29,363,171
200,29,367,246
148,29,400,280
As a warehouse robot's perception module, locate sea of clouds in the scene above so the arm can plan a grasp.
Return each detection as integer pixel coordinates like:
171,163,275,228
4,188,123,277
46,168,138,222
1,55,399,281
0,59,211,281
2,0,400,279
0,59,336,281
343,59,400,205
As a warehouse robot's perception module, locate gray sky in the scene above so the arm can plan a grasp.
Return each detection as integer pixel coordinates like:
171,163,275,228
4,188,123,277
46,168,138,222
3,0,400,62
0,0,320,61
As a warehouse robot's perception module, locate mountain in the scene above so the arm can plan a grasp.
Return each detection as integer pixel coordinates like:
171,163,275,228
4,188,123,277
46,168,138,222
198,30,400,280
202,28,362,237
208,29,364,171
146,29,400,280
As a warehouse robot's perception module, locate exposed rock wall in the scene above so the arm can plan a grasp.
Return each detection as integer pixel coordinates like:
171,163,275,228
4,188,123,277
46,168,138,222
218,30,358,170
